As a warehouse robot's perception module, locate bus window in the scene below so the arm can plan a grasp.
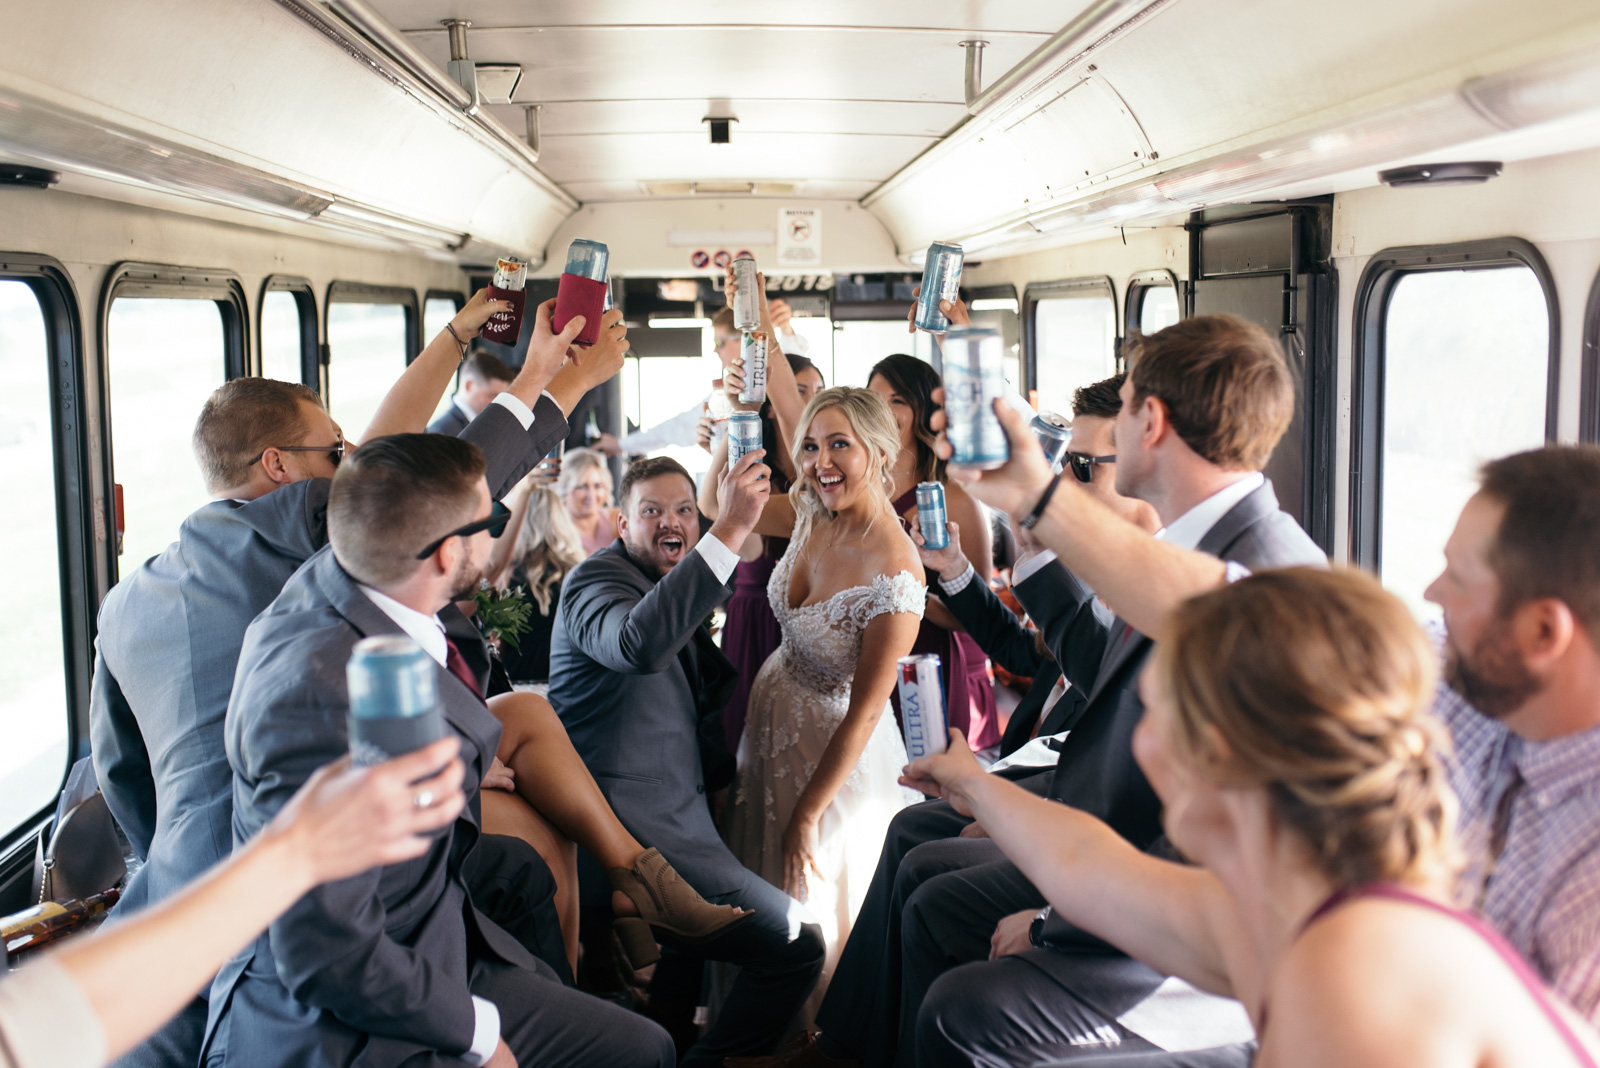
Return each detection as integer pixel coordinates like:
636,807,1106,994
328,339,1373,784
328,300,409,443
261,290,305,383
108,297,227,570
0,280,70,839
784,316,835,380
1380,266,1549,618
621,351,717,481
1135,285,1181,334
833,321,935,388
1030,284,1117,416
424,294,464,425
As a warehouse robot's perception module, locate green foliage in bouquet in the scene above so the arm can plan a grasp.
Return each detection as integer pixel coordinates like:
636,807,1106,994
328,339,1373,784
473,581,534,653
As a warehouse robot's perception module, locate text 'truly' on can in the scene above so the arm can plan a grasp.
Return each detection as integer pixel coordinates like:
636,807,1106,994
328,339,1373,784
913,241,964,333
739,331,769,406
941,326,1010,470
916,481,950,550
1031,412,1072,474
346,635,447,766
732,255,761,332
728,411,764,476
897,654,949,760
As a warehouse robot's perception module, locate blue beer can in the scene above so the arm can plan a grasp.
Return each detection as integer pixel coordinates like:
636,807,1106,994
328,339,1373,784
897,654,948,760
564,238,610,281
913,242,965,332
732,256,761,332
728,411,764,474
346,635,447,765
941,327,1010,469
1031,412,1072,473
916,481,950,550
739,331,769,406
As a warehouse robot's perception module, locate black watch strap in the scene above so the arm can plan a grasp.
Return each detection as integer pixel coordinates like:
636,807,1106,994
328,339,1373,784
1020,474,1063,530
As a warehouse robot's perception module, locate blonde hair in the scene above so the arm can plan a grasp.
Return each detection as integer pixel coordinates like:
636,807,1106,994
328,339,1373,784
557,447,613,505
788,386,901,542
1155,566,1459,889
515,486,584,613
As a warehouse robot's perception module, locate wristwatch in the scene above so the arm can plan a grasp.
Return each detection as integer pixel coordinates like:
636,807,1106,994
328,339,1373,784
1028,905,1052,947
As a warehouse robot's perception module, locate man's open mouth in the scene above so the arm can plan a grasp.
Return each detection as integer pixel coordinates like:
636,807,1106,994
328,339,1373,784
657,534,686,555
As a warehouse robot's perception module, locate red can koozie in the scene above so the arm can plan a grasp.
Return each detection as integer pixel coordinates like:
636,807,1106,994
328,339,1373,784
553,272,608,347
481,286,526,345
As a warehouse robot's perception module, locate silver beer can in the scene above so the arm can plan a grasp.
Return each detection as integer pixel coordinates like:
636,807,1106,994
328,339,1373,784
942,327,1010,469
346,635,447,765
1031,412,1072,473
728,411,764,473
897,654,948,760
913,242,964,333
732,256,761,332
915,481,950,550
738,331,769,406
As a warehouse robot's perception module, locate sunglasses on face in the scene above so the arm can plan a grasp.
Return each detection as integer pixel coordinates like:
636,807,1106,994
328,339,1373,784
415,500,512,560
1065,452,1115,484
250,436,346,471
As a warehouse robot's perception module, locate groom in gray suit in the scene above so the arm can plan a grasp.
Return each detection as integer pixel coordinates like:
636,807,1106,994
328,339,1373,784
550,453,826,1068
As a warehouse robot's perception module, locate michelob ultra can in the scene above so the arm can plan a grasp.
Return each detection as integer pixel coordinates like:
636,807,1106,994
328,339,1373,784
728,411,764,473
739,331,769,406
346,635,447,766
1031,412,1072,473
913,242,964,332
897,654,948,760
732,255,761,332
915,481,950,550
942,327,1010,469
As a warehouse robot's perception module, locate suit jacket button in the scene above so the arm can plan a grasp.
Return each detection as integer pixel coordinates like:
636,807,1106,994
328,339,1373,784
696,784,705,795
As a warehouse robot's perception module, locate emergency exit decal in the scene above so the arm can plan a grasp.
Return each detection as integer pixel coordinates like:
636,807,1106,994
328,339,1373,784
778,207,822,267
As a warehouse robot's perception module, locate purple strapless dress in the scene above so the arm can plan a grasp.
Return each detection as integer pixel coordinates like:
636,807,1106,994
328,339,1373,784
720,546,786,751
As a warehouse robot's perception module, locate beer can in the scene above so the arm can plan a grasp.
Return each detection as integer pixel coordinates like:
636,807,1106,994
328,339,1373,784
915,481,950,550
346,635,447,765
1031,412,1072,474
738,331,769,406
897,654,948,760
941,327,1010,469
728,411,764,474
563,238,609,282
732,255,761,332
492,257,528,292
913,241,964,332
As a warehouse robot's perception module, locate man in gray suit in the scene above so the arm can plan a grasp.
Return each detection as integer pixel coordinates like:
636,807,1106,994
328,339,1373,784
90,296,617,1067
428,349,517,436
203,433,673,1068
550,454,826,1068
758,316,1325,1068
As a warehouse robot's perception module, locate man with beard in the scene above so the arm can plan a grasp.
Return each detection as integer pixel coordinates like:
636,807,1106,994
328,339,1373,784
206,433,676,1068
550,455,827,1068
912,401,1600,1065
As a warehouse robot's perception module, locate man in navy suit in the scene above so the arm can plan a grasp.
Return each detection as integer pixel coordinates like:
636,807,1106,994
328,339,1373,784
428,350,517,435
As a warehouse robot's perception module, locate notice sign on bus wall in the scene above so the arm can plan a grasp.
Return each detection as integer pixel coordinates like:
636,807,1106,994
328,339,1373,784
777,207,822,267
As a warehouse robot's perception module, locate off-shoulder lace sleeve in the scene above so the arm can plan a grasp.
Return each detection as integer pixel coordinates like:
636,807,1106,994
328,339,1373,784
847,570,926,628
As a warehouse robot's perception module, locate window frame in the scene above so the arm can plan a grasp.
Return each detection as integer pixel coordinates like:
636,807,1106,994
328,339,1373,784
424,289,466,322
1123,268,1182,339
99,263,248,584
258,274,319,386
1347,238,1560,571
323,282,420,420
0,253,92,862
1581,265,1600,443
1022,275,1119,397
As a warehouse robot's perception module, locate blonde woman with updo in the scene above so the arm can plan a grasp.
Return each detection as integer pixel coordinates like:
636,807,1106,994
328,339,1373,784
558,447,620,557
906,567,1600,1068
703,385,926,1014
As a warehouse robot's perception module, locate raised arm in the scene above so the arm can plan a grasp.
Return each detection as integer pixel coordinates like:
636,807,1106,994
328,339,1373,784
913,521,1043,678
542,305,630,417
932,393,1225,640
902,736,1241,998
360,290,507,443
727,267,805,449
698,431,799,539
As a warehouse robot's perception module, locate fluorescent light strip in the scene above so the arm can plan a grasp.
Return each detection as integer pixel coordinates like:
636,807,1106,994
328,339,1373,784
970,298,1020,312
647,317,712,329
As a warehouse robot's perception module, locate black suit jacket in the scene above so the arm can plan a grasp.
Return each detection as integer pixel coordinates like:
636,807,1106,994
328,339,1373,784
426,399,471,436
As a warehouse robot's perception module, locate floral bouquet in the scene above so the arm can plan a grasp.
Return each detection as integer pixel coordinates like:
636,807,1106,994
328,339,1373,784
473,579,533,656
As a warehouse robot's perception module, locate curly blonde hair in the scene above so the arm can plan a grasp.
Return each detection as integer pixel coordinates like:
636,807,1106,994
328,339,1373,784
516,486,585,614
787,386,901,542
1155,566,1460,889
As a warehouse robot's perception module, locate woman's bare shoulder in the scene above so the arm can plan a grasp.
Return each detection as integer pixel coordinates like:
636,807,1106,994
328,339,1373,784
866,519,925,583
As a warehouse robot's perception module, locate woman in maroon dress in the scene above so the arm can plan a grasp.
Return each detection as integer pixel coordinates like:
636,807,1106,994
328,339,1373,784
867,354,1000,751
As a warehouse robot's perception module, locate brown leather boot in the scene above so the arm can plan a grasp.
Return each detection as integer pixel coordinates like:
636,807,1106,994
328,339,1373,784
609,847,753,968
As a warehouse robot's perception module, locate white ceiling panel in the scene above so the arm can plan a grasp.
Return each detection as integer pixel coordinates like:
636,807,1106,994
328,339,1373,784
533,131,933,184
486,99,964,138
557,179,882,202
376,1,1088,33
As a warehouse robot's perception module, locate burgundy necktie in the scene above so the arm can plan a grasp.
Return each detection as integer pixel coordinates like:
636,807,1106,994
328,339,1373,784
444,637,485,704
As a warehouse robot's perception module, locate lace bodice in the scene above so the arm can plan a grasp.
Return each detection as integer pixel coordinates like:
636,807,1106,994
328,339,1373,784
765,532,925,699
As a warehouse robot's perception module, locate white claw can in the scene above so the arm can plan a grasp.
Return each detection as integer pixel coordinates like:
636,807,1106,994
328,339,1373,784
897,654,948,760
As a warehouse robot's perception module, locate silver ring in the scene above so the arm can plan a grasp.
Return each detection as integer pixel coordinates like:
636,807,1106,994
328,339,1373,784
413,789,436,810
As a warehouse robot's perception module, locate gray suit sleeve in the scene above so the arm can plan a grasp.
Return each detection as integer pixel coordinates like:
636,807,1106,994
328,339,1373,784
562,553,732,675
1013,560,1114,690
458,394,569,499
89,648,156,859
236,670,476,1053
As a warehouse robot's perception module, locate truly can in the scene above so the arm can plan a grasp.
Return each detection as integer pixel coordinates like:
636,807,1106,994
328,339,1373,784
897,654,948,760
728,411,764,474
915,481,949,550
941,327,1010,469
346,635,447,766
913,241,964,332
738,331,769,406
1031,412,1072,474
563,238,610,281
482,257,528,345
731,255,761,332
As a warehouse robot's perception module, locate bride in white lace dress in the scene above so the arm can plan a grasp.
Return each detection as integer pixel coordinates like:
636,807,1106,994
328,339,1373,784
707,384,926,1012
